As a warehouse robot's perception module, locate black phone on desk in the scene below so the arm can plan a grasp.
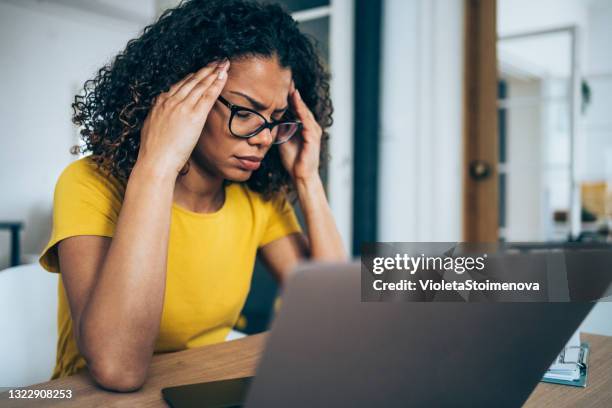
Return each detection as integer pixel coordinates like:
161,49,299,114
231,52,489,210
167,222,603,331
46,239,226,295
161,376,253,408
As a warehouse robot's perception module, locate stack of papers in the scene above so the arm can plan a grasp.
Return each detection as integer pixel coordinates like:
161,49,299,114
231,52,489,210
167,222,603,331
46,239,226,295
545,349,583,381
542,340,589,387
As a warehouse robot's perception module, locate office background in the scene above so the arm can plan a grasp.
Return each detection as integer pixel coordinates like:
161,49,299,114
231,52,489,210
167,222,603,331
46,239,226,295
1,0,611,387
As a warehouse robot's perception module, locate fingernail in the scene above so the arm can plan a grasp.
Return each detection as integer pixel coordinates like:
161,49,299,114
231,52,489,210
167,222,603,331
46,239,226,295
295,89,301,99
217,69,227,80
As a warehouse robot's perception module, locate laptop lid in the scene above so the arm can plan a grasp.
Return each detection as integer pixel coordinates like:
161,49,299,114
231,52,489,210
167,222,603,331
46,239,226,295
244,257,606,407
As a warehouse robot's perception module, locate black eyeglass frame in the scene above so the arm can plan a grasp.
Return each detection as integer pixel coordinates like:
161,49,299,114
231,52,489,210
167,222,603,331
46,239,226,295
217,95,302,145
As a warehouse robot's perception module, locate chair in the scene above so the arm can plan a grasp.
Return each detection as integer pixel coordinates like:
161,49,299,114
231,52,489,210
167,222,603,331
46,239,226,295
0,263,58,387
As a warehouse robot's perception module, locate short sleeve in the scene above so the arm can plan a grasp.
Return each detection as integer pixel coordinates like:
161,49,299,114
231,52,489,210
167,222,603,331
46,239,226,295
259,193,303,247
39,158,125,273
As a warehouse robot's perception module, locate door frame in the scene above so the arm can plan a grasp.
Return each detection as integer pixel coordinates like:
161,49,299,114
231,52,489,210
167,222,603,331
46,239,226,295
462,0,499,242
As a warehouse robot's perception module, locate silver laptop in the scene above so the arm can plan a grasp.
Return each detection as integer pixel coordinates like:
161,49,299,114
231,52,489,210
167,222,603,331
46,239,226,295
163,252,609,407
245,260,604,407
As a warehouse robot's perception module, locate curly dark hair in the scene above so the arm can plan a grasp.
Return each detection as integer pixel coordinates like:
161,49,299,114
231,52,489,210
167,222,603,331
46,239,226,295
72,0,332,198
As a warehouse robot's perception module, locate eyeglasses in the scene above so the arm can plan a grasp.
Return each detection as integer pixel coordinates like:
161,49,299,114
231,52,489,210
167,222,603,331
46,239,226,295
217,95,301,145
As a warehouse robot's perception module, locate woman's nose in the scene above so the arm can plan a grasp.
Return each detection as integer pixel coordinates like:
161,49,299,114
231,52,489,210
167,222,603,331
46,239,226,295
247,127,275,147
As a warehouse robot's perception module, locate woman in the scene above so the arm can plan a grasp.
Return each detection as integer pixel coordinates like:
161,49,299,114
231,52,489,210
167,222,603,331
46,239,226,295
39,0,345,392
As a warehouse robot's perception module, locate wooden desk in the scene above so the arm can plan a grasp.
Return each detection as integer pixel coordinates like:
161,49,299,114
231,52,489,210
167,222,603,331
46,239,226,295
1,333,610,407
1,334,266,408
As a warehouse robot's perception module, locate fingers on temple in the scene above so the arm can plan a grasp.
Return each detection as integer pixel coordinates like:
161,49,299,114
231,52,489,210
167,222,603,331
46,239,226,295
292,89,312,120
192,62,230,113
165,73,195,97
291,90,321,139
170,61,224,100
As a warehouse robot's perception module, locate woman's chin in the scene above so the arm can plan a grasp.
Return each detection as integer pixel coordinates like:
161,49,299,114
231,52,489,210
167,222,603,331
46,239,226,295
225,167,253,182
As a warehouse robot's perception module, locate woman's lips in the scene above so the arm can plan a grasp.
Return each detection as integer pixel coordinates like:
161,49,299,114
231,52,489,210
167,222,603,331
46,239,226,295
235,156,262,171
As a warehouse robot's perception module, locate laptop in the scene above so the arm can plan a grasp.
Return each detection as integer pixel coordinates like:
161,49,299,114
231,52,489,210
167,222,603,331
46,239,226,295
163,252,610,407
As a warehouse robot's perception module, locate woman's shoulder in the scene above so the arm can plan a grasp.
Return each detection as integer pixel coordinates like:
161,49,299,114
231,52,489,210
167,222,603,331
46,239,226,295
41,157,123,272
59,155,112,182
55,156,125,203
59,156,123,186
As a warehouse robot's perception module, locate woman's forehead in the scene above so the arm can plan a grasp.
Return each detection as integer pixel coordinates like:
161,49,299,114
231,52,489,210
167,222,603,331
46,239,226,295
225,56,292,106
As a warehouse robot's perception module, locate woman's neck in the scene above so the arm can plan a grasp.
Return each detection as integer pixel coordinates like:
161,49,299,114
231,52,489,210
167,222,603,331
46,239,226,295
173,158,225,214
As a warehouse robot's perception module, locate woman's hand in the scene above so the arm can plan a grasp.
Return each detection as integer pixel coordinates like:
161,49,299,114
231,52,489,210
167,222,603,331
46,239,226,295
278,84,323,183
137,60,230,176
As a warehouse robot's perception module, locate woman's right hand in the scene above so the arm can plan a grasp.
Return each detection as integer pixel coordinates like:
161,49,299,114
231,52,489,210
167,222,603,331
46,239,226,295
137,60,230,176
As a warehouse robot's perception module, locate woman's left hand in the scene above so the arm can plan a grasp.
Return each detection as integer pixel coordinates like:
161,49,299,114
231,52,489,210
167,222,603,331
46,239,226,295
278,84,322,183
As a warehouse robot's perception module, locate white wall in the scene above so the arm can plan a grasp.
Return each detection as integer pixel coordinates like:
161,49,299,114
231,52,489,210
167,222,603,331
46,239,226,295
504,79,545,241
378,0,463,242
582,2,612,181
0,1,154,269
498,0,588,36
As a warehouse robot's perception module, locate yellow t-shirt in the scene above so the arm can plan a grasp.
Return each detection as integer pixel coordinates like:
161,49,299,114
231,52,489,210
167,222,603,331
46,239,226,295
39,156,302,379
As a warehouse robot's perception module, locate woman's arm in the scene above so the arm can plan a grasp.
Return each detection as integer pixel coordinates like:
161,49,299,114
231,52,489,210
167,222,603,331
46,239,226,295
295,175,345,260
259,174,346,284
59,162,175,391
260,87,346,284
57,61,229,392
